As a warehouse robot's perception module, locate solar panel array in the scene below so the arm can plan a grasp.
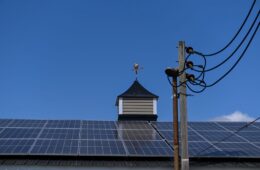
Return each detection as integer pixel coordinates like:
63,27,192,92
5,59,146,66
152,121,260,158
0,119,260,158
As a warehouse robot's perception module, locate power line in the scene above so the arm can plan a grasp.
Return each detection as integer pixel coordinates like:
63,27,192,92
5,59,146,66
193,11,259,73
195,116,260,156
200,0,256,57
186,82,206,94
201,22,259,88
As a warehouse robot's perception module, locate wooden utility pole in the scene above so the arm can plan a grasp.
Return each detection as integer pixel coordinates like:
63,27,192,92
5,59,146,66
178,41,189,170
165,68,180,170
173,73,179,170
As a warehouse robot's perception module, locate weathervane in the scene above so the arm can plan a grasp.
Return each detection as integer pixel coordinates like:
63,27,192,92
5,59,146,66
133,63,143,80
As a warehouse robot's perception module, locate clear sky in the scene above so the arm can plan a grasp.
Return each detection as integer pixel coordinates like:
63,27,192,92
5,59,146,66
0,0,259,121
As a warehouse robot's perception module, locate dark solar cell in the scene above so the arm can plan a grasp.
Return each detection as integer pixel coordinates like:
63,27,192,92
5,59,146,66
237,131,260,142
216,122,260,131
39,129,80,139
82,121,116,129
159,130,205,142
45,120,80,128
81,129,120,140
0,119,12,127
157,131,174,141
8,119,46,128
30,139,78,155
151,122,173,130
124,140,173,157
253,122,260,129
117,121,152,130
0,128,41,138
216,142,260,157
198,131,246,142
188,141,226,157
252,143,260,148
0,139,34,154
79,140,126,155
188,122,225,131
118,130,161,140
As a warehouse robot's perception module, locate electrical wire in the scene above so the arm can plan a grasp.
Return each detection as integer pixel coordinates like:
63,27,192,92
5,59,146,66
200,0,257,57
186,81,207,93
195,116,260,156
202,22,259,88
185,21,258,90
167,76,188,88
178,54,191,76
192,11,259,73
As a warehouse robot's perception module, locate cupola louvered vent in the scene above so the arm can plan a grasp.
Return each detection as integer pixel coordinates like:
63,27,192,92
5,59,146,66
116,80,158,121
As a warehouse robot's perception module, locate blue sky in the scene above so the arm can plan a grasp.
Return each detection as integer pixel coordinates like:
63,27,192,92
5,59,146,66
0,0,259,121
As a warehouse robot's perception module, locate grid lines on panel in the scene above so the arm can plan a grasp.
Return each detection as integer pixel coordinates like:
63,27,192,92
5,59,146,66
236,131,260,142
188,122,225,131
30,139,78,155
187,141,226,157
0,128,41,139
124,140,173,157
118,130,161,141
0,119,13,128
39,129,80,139
151,122,173,131
159,130,205,142
216,142,260,157
8,119,46,128
217,122,260,132
79,140,126,156
80,129,120,140
117,121,152,130
45,120,80,129
0,139,34,154
82,121,116,130
198,131,247,142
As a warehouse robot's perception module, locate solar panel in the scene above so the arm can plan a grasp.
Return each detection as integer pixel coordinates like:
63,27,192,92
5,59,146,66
0,128,41,138
159,130,205,142
0,139,34,154
117,121,152,130
45,120,80,128
0,119,13,127
39,129,80,139
187,141,226,157
252,143,260,148
82,121,116,129
237,131,260,142
81,129,120,140
79,140,126,156
188,122,225,131
253,122,260,129
0,119,259,159
118,130,161,140
151,122,173,130
124,140,173,157
198,131,247,142
8,119,46,128
216,122,260,131
216,142,260,157
31,139,78,155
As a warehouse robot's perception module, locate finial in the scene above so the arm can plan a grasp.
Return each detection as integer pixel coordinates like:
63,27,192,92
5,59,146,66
133,63,143,80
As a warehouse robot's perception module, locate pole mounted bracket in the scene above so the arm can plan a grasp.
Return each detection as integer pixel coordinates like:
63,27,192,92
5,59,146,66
165,67,179,77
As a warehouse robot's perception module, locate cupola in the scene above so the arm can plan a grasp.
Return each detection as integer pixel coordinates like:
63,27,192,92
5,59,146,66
116,64,159,121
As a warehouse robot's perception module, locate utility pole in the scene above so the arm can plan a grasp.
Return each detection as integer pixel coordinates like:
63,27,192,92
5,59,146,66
178,41,189,170
172,74,180,170
165,68,179,170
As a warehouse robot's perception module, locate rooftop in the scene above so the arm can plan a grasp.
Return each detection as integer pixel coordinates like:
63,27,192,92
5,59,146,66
116,80,158,105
